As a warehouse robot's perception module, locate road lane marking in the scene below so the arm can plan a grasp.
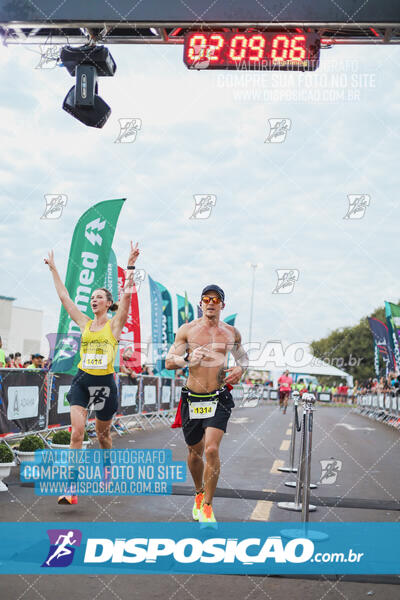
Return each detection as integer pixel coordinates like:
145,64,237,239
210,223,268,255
286,428,292,435
334,423,375,431
270,459,285,473
250,500,273,521
280,439,290,451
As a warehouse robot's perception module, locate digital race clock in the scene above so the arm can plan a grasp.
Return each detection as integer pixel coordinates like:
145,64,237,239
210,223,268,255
184,32,320,71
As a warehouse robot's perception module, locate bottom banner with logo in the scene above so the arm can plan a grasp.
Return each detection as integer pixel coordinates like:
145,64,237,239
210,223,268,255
0,522,398,574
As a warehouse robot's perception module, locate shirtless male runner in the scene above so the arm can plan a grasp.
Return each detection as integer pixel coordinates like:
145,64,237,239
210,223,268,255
166,285,248,525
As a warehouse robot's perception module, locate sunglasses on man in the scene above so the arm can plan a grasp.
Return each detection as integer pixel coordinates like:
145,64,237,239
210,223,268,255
201,295,222,305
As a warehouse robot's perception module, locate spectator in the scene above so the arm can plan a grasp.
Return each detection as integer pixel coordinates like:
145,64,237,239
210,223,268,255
14,352,23,368
142,364,154,376
0,336,5,367
5,356,12,368
23,360,31,368
42,358,52,371
27,353,44,370
8,353,15,367
120,347,138,382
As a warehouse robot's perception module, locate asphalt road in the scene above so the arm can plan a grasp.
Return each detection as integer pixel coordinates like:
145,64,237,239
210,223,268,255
1,401,399,599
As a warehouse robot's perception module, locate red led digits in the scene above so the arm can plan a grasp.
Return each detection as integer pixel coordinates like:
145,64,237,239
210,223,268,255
186,34,208,63
288,35,307,61
184,31,318,70
229,35,248,62
248,35,266,62
271,35,290,62
208,34,224,63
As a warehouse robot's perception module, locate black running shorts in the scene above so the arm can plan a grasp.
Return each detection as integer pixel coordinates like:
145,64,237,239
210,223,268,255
66,369,118,421
180,385,235,446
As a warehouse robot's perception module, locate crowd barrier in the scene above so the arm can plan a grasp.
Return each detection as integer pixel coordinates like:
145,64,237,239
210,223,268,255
354,391,400,429
0,369,48,435
0,369,188,441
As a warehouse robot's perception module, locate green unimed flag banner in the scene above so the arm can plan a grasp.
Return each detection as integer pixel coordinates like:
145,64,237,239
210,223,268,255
224,314,237,327
385,301,400,369
52,199,125,374
186,291,194,322
177,291,195,327
155,281,174,378
104,248,120,371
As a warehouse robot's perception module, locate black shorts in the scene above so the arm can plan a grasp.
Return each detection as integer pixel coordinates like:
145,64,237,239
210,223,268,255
180,386,235,446
66,369,118,421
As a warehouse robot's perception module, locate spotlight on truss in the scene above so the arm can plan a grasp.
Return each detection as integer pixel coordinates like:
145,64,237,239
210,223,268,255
60,44,116,128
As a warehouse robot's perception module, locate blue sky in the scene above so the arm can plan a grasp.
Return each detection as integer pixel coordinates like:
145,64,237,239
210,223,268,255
0,41,399,356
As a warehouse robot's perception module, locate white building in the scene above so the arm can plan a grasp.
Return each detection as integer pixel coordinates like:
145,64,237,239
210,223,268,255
0,295,43,360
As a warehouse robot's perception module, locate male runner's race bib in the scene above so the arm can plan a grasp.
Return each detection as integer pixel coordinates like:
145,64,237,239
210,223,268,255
82,353,108,370
188,400,218,419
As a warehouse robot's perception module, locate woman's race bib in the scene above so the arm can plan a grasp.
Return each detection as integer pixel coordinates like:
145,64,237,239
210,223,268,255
82,353,108,370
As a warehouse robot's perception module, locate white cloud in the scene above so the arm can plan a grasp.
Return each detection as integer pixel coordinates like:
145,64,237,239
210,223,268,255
0,42,398,357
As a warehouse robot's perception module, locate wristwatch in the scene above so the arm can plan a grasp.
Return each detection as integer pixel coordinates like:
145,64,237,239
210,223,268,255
126,266,136,270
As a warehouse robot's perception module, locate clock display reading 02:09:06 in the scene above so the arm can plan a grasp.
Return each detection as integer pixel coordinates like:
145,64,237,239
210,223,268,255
184,32,320,71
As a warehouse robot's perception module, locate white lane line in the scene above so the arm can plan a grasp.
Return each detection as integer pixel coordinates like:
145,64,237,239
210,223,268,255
286,428,292,436
334,423,375,431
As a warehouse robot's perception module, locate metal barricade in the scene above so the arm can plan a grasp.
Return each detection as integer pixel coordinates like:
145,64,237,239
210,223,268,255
277,393,317,520
278,390,300,474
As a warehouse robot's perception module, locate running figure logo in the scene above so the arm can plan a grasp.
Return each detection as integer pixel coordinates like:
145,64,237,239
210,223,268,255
272,269,299,294
189,44,215,70
114,118,142,143
42,529,82,568
265,119,291,143
343,194,370,219
318,459,342,484
124,268,146,293
41,195,68,219
190,195,217,219
88,386,110,411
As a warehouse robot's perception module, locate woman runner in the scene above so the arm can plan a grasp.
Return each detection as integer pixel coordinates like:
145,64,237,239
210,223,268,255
45,241,140,504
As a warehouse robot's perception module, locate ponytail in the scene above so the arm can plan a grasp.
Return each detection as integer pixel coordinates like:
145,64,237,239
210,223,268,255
97,288,118,312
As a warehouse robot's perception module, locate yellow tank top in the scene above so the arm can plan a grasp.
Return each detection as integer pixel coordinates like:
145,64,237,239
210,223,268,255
78,319,118,375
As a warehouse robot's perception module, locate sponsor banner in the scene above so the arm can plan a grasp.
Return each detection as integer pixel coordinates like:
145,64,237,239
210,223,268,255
52,199,125,375
174,378,185,408
186,292,194,322
20,449,185,496
0,369,47,434
155,281,174,377
160,378,173,410
367,317,396,374
142,376,159,408
117,376,141,415
148,275,164,374
104,248,120,371
117,266,142,373
223,313,237,326
120,384,138,408
48,373,74,427
0,522,398,574
385,301,400,370
177,292,195,327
